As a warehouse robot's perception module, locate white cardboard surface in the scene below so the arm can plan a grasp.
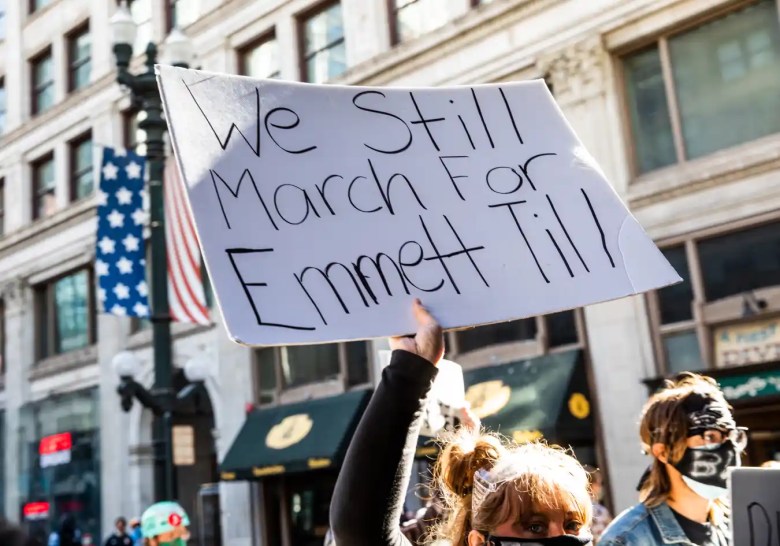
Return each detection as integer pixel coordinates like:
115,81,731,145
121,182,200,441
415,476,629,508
730,467,780,545
156,65,680,346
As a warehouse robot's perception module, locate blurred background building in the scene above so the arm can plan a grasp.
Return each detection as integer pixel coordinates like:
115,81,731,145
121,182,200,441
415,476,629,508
0,0,778,545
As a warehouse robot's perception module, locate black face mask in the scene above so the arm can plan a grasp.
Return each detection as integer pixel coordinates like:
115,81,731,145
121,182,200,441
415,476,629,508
483,534,592,546
673,439,739,499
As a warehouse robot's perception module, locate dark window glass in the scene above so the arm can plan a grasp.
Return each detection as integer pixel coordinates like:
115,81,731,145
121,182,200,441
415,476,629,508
31,50,55,114
282,344,339,388
255,348,277,405
657,246,694,323
669,0,780,159
303,3,346,83
32,154,56,220
0,178,4,236
699,222,780,301
70,134,93,200
0,78,6,134
546,310,578,347
663,330,703,374
456,318,537,354
393,0,449,43
623,46,676,173
240,35,280,78
345,341,369,386
0,300,5,374
30,0,52,13
68,27,91,92
167,0,200,30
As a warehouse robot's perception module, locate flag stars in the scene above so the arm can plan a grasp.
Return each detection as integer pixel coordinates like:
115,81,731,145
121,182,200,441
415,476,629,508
122,233,140,252
131,208,147,226
116,256,134,275
98,236,116,254
102,162,119,181
125,161,142,180
107,209,125,228
110,304,127,316
136,280,148,297
97,190,109,207
115,186,133,205
113,283,131,300
95,259,110,276
133,302,149,317
98,288,106,302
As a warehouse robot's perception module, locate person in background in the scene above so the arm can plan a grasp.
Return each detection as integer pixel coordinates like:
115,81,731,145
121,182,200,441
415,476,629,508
140,502,190,546
128,519,143,546
103,518,132,546
585,466,612,543
600,373,745,546
330,299,594,546
760,460,780,469
1,519,42,546
48,514,82,546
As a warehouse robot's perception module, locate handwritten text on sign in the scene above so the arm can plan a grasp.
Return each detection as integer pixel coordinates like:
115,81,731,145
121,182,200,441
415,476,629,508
156,66,679,346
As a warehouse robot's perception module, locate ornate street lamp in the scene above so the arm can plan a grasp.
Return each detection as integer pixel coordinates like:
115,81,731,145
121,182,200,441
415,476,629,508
109,0,194,503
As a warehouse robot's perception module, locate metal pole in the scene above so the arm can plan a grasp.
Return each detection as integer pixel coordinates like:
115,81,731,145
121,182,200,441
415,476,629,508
138,42,176,503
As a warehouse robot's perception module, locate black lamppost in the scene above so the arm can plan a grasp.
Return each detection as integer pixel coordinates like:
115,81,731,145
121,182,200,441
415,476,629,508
109,0,195,503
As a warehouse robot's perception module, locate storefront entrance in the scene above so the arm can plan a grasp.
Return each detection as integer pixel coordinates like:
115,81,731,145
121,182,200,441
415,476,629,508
732,400,780,466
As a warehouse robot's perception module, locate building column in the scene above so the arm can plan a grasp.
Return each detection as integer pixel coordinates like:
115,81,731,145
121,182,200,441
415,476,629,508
538,38,656,512
215,325,253,546
2,277,33,522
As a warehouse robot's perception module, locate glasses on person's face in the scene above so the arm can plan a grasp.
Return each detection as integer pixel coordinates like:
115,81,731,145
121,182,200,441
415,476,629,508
689,427,748,450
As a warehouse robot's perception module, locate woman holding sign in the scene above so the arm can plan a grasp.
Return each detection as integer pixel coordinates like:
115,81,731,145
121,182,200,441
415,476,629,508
330,299,594,545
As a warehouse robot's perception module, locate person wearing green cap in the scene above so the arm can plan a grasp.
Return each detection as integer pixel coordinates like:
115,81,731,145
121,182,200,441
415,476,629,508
140,502,190,546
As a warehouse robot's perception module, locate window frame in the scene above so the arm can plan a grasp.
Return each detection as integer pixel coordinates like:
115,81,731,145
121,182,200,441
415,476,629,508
252,340,373,406
618,0,780,178
68,131,93,202
647,211,780,375
448,309,587,371
28,0,52,14
30,46,54,116
237,30,281,79
0,177,4,236
34,268,97,361
0,76,6,134
31,152,55,221
67,22,91,93
297,0,345,83
387,0,447,45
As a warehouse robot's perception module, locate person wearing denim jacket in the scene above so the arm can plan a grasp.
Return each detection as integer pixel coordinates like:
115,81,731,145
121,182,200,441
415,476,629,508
600,373,745,546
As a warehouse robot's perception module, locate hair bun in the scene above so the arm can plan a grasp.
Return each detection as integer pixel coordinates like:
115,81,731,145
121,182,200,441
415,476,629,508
436,430,505,498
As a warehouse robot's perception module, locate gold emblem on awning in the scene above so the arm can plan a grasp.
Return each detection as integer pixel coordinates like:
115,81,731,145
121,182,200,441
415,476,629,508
266,413,313,449
568,392,590,419
465,380,511,419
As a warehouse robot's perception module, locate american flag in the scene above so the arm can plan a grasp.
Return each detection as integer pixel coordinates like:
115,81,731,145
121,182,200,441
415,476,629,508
96,147,150,318
164,156,211,325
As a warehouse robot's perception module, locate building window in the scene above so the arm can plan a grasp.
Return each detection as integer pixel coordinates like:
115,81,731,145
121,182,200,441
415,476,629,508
452,310,583,358
253,341,370,403
68,24,91,92
31,48,55,115
166,0,201,31
0,0,6,41
69,133,93,201
29,0,52,13
32,153,56,220
131,0,153,55
301,2,346,83
238,33,280,79
36,269,95,359
649,219,780,375
0,77,6,134
623,0,780,175
391,0,450,44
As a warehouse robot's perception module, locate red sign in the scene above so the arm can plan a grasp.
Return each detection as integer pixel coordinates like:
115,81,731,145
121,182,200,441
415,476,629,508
23,502,50,520
169,513,182,527
39,432,73,455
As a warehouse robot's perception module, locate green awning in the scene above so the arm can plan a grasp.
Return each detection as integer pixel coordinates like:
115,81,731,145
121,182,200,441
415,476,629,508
465,349,593,444
220,389,371,481
416,349,592,457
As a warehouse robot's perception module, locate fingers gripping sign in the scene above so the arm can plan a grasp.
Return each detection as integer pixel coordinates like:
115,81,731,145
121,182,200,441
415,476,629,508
389,299,445,366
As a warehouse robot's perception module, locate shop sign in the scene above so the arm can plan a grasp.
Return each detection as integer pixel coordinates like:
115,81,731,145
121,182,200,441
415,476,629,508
39,432,72,468
266,414,313,450
172,425,195,466
714,318,780,367
23,502,50,520
719,370,780,402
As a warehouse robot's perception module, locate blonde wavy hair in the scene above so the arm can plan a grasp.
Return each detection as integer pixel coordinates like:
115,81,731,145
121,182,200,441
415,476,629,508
430,429,592,545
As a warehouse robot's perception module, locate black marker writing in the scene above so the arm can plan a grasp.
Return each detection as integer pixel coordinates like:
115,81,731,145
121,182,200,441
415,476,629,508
295,262,371,325
546,194,589,272
499,87,523,145
264,107,318,155
517,152,557,191
471,88,494,149
409,91,446,152
210,168,278,231
581,188,616,268
439,155,469,201
353,90,413,154
489,200,550,284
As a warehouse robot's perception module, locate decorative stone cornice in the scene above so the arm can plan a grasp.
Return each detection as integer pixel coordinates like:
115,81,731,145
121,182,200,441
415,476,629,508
1,277,29,308
538,36,610,104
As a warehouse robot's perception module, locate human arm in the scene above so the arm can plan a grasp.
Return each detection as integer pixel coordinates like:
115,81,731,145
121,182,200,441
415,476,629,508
330,300,444,546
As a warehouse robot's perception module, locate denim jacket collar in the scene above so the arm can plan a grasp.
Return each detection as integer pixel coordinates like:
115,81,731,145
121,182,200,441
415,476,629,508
647,503,694,545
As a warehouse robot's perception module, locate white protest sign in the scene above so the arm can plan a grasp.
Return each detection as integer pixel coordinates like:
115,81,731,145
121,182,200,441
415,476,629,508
730,467,780,545
156,65,680,346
